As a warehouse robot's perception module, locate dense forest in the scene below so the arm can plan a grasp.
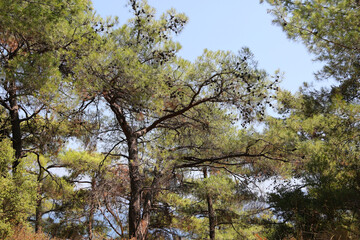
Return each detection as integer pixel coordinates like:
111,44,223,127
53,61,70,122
0,0,359,239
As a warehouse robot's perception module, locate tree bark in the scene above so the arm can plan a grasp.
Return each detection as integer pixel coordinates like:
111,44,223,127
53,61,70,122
35,163,44,233
203,167,216,240
88,177,96,240
8,81,22,172
104,93,158,239
35,198,42,233
128,136,147,239
135,191,151,240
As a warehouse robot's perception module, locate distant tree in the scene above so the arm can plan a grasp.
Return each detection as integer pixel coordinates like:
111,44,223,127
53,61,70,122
0,0,98,171
0,0,107,237
145,115,281,239
261,1,360,238
263,89,360,239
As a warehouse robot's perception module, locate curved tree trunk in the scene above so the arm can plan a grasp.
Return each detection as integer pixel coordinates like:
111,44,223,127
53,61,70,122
104,93,154,240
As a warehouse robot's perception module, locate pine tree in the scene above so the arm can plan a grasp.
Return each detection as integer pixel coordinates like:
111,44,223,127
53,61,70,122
72,1,277,238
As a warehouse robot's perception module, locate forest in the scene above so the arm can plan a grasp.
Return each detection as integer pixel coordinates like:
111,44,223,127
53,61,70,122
0,0,359,239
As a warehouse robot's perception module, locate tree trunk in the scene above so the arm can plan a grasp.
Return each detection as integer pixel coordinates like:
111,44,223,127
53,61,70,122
88,203,95,239
35,196,42,233
8,82,22,172
103,94,151,239
35,164,44,233
135,191,151,239
88,177,96,240
128,136,147,239
135,173,163,240
203,167,216,240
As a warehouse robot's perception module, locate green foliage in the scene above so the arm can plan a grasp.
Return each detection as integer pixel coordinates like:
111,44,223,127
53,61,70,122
0,0,97,92
155,172,267,239
3,0,344,239
264,90,360,239
69,1,277,238
0,1,110,237
0,139,37,238
260,1,360,238
263,0,360,101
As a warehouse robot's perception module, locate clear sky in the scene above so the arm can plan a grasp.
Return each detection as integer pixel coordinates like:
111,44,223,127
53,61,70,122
91,0,330,93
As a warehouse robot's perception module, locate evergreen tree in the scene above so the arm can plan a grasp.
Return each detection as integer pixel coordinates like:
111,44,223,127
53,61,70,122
72,1,277,238
260,1,360,238
263,89,360,239
0,0,106,237
262,0,360,101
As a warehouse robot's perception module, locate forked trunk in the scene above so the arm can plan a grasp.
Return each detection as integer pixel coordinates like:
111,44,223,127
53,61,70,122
103,94,152,239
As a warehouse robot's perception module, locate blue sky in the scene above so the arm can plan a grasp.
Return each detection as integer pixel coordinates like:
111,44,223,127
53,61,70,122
91,0,330,93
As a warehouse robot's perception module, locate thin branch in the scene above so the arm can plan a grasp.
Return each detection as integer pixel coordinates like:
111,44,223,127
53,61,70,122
31,151,61,186
98,139,127,173
0,97,10,110
280,16,359,51
46,164,71,169
176,152,289,169
98,204,123,237
19,105,45,122
135,96,217,137
102,195,125,237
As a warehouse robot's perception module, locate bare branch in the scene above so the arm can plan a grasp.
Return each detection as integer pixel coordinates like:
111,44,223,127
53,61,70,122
19,104,45,122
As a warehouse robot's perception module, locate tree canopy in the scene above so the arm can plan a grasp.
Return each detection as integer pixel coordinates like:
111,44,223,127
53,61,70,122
0,0,359,239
